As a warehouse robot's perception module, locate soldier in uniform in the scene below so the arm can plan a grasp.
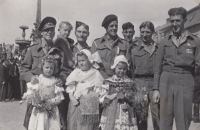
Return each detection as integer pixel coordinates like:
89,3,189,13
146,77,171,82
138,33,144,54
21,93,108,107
131,21,160,130
122,22,137,78
20,16,64,129
91,14,129,79
122,22,136,45
71,21,90,57
152,7,200,130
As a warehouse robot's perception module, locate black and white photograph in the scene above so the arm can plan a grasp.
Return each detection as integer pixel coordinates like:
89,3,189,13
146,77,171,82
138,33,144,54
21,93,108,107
0,0,200,130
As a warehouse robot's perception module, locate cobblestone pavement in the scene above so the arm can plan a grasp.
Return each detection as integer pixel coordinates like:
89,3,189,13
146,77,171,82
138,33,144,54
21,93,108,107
0,101,200,130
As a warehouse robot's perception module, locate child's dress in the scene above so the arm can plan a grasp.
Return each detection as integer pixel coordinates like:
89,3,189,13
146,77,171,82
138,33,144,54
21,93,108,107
99,75,138,130
28,74,64,130
66,67,104,130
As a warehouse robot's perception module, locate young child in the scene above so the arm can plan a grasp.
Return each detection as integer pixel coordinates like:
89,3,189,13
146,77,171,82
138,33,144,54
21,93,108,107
54,21,74,129
99,55,138,130
54,21,74,71
66,49,104,130
25,55,64,130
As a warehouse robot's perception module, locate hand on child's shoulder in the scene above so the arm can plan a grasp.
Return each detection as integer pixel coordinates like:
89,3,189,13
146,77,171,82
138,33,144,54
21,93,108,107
31,75,39,85
56,78,63,87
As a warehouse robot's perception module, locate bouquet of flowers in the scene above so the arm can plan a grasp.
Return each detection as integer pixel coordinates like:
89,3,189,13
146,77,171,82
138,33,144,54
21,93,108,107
22,83,54,117
132,83,149,123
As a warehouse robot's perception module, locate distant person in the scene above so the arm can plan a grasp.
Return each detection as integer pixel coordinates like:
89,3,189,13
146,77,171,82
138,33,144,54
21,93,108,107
0,59,8,102
152,7,200,130
91,14,129,79
6,58,20,101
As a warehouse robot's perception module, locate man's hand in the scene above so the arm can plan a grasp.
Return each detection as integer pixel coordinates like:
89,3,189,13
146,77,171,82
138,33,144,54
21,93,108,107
30,75,39,85
56,78,63,87
152,90,160,103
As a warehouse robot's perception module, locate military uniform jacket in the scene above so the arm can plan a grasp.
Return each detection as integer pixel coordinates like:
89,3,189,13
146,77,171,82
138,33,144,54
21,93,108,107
19,40,46,82
131,39,157,79
91,34,129,78
153,31,200,103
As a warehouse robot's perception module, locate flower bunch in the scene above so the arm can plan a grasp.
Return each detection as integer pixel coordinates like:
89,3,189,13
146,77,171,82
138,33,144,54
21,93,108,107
22,84,54,117
132,83,149,123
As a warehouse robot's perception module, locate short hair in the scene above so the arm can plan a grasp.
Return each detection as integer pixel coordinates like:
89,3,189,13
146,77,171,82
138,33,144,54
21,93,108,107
59,21,73,30
122,22,134,31
168,7,187,19
139,21,155,32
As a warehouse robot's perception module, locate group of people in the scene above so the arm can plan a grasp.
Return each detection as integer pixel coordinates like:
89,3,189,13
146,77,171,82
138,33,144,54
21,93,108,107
0,43,22,102
6,6,200,130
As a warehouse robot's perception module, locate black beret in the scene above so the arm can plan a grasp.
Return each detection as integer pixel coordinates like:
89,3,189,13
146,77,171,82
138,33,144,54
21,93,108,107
38,17,56,31
102,14,118,28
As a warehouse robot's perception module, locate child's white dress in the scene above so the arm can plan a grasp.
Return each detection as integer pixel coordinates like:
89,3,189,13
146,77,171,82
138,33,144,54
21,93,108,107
28,74,64,130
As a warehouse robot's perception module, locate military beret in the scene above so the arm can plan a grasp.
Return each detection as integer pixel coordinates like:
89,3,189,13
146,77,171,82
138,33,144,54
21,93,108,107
102,14,118,28
38,17,57,31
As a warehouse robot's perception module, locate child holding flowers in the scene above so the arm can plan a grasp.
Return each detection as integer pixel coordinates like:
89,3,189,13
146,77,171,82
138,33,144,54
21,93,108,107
99,55,146,130
23,55,64,130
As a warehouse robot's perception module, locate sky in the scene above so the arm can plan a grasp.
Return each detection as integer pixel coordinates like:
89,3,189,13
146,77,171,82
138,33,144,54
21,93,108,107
0,0,198,46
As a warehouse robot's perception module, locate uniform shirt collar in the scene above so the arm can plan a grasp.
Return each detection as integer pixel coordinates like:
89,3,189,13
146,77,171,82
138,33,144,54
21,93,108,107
138,39,157,56
37,39,53,52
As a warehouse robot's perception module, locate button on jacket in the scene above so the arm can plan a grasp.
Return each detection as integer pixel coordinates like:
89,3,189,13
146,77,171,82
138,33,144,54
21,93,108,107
91,34,129,78
153,31,200,90
131,39,157,79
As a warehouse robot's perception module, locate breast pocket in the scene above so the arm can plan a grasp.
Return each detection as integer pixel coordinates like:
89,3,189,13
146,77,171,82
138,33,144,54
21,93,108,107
182,43,196,61
164,43,175,59
32,53,43,68
134,52,146,67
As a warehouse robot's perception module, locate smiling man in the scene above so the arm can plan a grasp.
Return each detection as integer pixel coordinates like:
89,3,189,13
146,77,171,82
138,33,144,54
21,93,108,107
152,7,200,130
122,22,135,44
91,14,129,78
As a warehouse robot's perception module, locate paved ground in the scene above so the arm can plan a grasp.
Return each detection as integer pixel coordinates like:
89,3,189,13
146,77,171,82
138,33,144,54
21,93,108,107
0,101,200,130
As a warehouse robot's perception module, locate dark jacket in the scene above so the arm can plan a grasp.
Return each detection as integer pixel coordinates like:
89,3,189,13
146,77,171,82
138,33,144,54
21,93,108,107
153,31,200,99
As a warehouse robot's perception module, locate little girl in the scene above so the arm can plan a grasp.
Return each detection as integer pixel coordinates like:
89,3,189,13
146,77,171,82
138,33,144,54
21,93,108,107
66,49,104,130
26,55,64,130
99,55,139,130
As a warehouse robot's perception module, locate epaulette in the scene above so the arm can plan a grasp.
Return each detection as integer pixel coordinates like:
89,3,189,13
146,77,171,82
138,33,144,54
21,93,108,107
94,36,104,42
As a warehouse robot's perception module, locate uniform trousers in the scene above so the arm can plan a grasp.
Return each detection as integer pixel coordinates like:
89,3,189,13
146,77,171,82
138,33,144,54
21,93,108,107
159,72,194,130
135,78,160,130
